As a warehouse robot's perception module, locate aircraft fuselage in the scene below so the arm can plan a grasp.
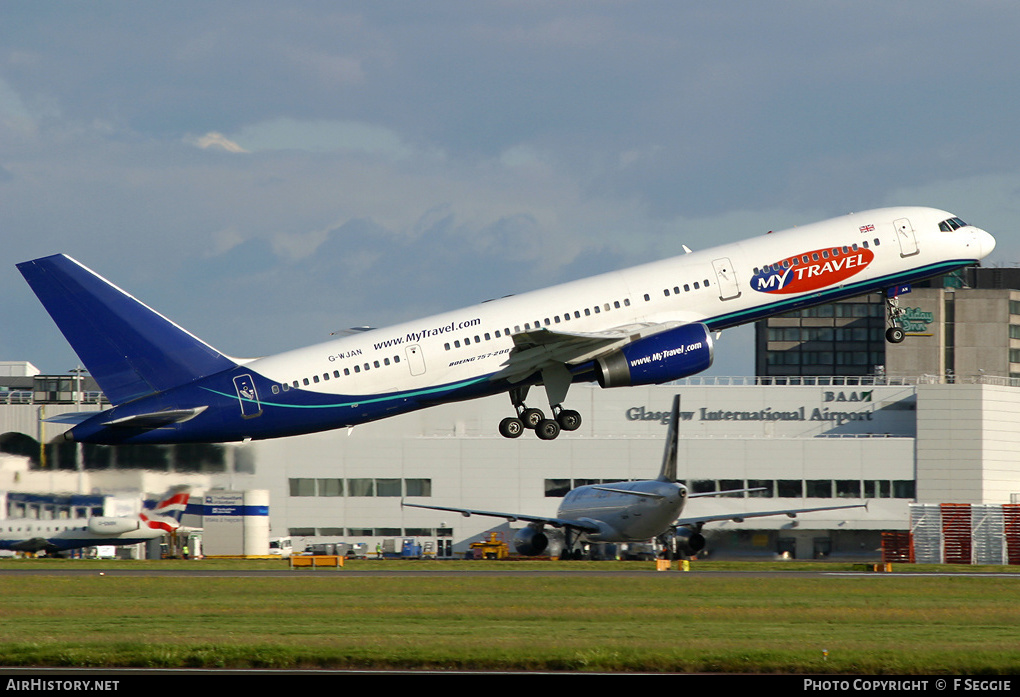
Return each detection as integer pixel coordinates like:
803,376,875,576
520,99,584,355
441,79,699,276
27,206,994,444
558,480,689,543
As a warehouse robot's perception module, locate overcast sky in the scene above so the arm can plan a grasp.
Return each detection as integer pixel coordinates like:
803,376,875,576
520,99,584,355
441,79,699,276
2,2,1019,379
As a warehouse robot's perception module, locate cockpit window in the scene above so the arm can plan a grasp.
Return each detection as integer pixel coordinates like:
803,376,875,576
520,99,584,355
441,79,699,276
938,217,967,232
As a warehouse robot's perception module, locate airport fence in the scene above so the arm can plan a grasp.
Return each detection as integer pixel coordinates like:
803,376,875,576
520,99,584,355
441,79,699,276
899,503,1020,565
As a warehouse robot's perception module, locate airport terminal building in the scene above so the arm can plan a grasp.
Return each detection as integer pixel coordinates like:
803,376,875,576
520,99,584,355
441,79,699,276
237,378,1020,559
3,359,1019,560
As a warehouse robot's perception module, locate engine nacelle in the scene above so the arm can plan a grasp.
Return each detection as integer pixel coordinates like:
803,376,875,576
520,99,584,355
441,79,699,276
674,527,706,556
87,517,141,535
595,323,714,388
512,525,550,556
575,518,617,543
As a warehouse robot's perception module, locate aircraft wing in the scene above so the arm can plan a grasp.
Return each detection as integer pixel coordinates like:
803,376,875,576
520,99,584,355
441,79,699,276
494,321,684,383
2,537,54,554
675,502,867,527
401,501,603,534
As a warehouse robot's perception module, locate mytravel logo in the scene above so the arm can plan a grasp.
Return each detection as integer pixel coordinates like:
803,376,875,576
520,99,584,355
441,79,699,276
751,247,874,295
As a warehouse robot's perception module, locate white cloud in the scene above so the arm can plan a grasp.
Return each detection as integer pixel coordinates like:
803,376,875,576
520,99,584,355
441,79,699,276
189,131,248,153
205,226,246,258
0,77,36,136
231,118,414,157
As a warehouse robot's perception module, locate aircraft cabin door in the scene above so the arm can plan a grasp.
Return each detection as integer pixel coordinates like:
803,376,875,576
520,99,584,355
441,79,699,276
405,345,427,376
233,374,263,419
711,257,741,301
894,218,919,257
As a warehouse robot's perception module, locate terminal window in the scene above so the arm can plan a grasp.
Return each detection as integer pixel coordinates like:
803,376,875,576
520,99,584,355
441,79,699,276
289,478,316,497
317,479,343,496
405,479,432,497
375,479,402,497
288,477,431,498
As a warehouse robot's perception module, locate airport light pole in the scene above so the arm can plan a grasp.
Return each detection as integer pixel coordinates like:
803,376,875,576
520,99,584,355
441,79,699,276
69,366,87,493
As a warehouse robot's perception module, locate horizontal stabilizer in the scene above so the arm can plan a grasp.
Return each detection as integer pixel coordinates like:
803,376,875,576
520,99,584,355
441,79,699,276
42,411,99,425
18,254,237,405
102,407,207,429
591,485,664,500
688,487,768,498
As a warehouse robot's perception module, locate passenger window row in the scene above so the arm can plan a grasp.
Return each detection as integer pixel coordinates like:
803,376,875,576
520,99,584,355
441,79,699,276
271,354,404,394
752,239,879,276
660,276,711,298
443,298,633,351
271,238,891,393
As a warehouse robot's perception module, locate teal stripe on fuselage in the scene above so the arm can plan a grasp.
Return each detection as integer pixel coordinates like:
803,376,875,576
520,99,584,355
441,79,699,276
201,374,493,410
705,259,973,330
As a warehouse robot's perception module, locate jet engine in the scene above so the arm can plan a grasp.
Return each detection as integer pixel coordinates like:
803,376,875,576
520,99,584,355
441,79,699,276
512,525,549,556
512,525,566,557
673,526,706,556
87,518,141,535
595,323,714,388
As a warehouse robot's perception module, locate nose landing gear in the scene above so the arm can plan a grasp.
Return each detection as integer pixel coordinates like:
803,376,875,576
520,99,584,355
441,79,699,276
884,291,907,344
885,326,905,344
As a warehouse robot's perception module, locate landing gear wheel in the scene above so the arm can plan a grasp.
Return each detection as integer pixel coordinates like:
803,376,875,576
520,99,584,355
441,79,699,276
535,419,561,440
885,326,905,344
499,417,525,439
556,409,582,431
520,407,545,429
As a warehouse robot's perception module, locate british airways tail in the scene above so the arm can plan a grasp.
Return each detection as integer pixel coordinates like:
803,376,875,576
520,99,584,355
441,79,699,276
140,486,192,532
0,487,191,555
17,254,237,405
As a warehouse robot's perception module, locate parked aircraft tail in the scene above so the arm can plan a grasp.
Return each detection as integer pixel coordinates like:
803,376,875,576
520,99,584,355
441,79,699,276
82,486,191,537
139,486,191,532
657,394,680,482
17,254,237,405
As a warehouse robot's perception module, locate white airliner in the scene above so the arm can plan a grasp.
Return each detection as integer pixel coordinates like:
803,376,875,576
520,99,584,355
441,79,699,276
0,487,190,556
17,206,993,444
404,395,865,559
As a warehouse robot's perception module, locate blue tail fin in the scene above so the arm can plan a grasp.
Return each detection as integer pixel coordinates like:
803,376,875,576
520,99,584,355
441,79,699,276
18,254,237,405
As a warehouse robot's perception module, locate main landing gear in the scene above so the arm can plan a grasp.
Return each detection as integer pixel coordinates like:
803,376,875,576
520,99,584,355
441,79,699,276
884,292,906,344
498,383,582,440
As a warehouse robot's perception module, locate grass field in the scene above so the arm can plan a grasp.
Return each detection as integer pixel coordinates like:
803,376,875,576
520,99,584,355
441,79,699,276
0,559,1018,673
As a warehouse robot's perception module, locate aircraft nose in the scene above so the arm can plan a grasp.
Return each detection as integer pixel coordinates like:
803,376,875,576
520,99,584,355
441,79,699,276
972,227,996,258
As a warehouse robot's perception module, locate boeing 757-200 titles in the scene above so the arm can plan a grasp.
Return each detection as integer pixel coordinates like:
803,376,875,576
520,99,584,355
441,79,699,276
18,207,993,444
404,396,865,558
